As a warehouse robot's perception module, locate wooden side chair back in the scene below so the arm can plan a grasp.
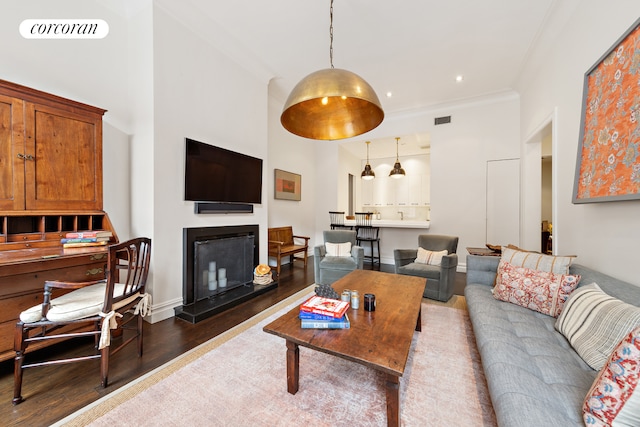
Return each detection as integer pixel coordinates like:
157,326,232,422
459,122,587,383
12,237,152,404
329,211,346,229
354,212,380,267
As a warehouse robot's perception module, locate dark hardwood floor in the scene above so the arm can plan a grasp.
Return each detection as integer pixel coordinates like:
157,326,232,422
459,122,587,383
0,260,466,426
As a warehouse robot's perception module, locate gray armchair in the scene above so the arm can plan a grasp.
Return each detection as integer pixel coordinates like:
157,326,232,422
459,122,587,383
394,234,459,302
314,230,364,285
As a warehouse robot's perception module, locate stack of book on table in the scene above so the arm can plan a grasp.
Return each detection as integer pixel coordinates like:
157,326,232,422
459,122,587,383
299,295,350,329
61,231,113,248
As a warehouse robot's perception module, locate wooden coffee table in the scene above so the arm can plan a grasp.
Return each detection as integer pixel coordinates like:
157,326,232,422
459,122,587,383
263,270,425,427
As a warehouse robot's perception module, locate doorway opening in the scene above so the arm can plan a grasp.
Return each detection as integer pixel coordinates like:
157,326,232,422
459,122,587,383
522,109,557,253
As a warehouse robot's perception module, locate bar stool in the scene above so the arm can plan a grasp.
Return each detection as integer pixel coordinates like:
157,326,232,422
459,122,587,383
354,212,380,268
329,211,352,230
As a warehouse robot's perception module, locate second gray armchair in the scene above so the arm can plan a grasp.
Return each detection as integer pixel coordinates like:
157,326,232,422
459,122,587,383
314,230,364,285
394,234,459,302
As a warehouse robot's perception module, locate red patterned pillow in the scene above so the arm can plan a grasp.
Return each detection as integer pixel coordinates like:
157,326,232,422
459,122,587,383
493,260,581,317
583,326,640,426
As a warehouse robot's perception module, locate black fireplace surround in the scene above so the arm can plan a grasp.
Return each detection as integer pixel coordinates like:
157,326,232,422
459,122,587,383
174,224,277,323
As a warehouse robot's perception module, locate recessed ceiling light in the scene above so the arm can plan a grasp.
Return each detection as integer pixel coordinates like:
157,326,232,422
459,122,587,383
386,91,392,97
455,75,464,82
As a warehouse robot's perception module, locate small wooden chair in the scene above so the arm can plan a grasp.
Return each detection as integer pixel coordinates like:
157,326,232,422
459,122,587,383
329,211,352,230
354,212,380,267
13,237,152,404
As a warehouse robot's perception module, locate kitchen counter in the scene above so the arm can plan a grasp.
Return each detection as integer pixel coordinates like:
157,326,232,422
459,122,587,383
344,219,430,229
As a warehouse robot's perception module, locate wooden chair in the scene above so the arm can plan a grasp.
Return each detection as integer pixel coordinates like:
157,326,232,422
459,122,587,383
13,237,152,404
268,227,309,276
329,211,352,230
354,212,380,267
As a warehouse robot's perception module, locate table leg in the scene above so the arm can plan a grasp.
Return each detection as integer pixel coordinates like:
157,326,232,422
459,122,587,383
415,305,422,332
286,340,299,394
385,373,400,427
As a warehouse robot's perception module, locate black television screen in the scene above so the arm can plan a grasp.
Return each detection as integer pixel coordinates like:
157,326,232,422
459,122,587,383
184,138,263,204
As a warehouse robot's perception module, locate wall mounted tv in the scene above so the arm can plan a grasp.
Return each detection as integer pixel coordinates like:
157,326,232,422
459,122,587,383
184,138,263,204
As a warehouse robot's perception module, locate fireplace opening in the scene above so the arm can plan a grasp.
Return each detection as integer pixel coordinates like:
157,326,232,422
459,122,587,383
175,224,277,323
195,234,254,301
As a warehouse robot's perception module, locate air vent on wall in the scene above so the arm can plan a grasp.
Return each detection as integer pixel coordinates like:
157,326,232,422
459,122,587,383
434,115,451,125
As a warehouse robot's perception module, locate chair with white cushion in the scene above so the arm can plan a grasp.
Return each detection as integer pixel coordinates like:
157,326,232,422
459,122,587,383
393,234,458,302
313,230,364,285
13,237,152,404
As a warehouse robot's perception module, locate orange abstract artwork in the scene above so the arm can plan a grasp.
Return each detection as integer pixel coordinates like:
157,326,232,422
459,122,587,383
574,19,640,202
274,169,301,201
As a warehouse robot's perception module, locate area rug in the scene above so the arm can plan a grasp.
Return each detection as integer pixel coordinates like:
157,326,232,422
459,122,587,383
57,287,496,426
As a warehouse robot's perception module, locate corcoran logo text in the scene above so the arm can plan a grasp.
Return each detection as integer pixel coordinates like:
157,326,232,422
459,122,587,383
20,19,109,39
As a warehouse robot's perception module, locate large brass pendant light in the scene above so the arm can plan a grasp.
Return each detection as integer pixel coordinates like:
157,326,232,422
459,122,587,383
280,0,384,140
361,141,375,180
389,137,406,179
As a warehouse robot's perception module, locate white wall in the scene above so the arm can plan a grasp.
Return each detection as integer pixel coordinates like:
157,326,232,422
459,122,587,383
267,95,318,265
150,7,270,321
102,123,132,241
516,0,640,284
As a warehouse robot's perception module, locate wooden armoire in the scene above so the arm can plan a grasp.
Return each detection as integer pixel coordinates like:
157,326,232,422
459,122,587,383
0,79,118,362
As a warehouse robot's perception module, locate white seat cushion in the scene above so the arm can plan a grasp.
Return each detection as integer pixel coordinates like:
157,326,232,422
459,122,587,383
20,282,139,323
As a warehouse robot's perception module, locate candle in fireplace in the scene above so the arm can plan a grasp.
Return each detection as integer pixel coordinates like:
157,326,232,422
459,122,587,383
218,267,227,288
208,261,217,290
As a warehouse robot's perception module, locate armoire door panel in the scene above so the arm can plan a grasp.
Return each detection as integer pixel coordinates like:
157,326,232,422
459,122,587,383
24,102,102,210
0,94,25,211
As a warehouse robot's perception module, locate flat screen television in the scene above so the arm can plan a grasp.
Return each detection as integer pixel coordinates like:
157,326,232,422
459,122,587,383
184,138,263,204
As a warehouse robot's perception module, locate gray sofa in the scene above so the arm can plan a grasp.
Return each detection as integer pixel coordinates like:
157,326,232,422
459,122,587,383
465,254,640,426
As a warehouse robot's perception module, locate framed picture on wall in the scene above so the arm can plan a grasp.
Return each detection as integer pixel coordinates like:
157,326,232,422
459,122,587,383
572,17,640,203
274,169,301,201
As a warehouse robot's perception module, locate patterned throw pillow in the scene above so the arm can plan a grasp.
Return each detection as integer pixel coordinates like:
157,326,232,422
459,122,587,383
583,326,640,426
555,283,640,371
493,260,581,317
325,242,352,257
414,247,448,266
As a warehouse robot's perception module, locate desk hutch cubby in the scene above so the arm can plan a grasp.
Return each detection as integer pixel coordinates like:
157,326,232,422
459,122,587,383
0,79,117,362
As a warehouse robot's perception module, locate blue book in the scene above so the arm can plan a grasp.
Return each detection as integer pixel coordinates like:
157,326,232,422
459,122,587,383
60,237,98,243
300,313,350,329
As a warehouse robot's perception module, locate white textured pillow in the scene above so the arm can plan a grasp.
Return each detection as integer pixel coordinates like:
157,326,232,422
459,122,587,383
414,247,448,266
500,246,574,274
555,283,640,370
325,242,352,257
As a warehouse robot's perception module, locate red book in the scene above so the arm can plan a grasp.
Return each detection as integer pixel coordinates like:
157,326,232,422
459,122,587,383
299,295,349,319
65,230,112,239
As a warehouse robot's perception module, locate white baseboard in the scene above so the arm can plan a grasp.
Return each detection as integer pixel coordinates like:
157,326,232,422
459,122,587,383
145,296,183,324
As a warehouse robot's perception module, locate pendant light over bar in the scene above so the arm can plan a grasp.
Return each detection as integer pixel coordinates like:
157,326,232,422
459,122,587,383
361,141,375,180
280,0,384,140
389,137,406,179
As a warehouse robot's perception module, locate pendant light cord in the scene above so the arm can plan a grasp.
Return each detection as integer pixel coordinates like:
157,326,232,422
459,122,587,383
329,0,334,68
